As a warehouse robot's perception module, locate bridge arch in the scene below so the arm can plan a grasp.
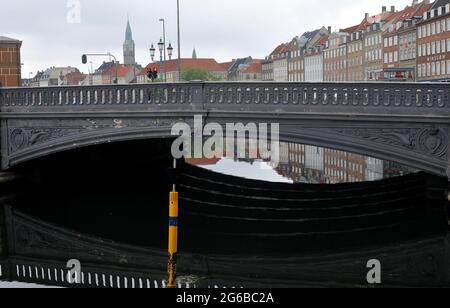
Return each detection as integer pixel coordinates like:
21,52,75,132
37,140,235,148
1,119,448,179
1,82,449,178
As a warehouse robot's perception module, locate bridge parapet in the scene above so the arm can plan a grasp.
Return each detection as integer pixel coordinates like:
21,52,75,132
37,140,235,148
0,82,449,115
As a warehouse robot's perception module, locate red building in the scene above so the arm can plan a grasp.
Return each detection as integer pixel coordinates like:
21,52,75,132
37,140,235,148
416,0,450,81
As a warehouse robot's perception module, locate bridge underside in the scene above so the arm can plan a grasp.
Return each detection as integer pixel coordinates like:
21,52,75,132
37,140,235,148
1,111,449,178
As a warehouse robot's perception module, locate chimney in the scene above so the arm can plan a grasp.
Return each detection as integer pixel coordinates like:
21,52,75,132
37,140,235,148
382,6,387,13
328,26,332,33
365,13,369,19
391,6,395,13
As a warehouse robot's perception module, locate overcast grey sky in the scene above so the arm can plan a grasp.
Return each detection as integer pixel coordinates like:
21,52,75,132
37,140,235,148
0,0,413,76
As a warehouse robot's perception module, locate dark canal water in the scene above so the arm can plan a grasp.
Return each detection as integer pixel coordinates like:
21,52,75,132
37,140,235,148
0,139,449,287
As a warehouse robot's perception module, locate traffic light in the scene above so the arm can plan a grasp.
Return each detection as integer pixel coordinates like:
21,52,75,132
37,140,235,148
82,54,88,64
147,69,158,82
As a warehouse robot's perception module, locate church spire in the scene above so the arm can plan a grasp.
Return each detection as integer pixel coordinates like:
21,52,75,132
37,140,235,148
192,48,197,59
125,16,133,41
123,16,136,66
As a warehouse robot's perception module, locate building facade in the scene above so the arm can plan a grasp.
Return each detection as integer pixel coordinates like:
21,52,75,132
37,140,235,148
227,57,262,81
262,59,273,81
324,32,349,81
380,1,432,81
30,67,81,87
417,1,450,81
347,30,365,81
0,36,22,87
262,44,289,81
364,23,385,80
304,46,325,82
287,28,330,82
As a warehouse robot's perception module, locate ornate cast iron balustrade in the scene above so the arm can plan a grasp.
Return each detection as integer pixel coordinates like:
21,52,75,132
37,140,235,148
0,82,449,113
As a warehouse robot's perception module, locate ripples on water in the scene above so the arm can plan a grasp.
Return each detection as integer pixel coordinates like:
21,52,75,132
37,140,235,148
0,139,448,287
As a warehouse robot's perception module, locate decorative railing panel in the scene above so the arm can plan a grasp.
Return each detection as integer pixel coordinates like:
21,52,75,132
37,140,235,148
0,82,449,113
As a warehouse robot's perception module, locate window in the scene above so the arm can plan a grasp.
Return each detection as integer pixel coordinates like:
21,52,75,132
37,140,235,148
394,51,398,62
442,40,446,53
436,61,440,76
384,53,388,64
447,39,450,52
418,27,422,38
384,38,388,47
437,41,441,54
447,18,450,32
393,36,398,46
447,60,450,75
418,45,422,57
418,64,422,77
431,22,436,35
437,21,441,34
441,61,446,75
426,24,431,37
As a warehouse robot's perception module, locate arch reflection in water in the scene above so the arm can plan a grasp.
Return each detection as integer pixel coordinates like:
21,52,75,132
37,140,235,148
0,138,448,288
187,141,418,184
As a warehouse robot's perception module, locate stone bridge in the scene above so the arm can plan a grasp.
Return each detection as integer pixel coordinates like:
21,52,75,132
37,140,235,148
0,81,449,177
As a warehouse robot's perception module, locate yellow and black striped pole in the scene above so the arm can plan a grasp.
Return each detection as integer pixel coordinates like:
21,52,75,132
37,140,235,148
168,159,179,288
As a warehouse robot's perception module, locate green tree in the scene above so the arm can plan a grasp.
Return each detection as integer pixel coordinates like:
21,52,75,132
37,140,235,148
181,68,220,81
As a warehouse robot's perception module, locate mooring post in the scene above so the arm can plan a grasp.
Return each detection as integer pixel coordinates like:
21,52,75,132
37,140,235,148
167,158,179,288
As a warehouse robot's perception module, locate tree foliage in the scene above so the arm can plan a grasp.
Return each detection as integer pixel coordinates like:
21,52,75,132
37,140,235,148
181,68,220,81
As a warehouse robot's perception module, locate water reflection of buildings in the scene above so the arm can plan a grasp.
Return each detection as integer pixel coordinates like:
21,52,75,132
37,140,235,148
187,141,416,184
274,142,415,184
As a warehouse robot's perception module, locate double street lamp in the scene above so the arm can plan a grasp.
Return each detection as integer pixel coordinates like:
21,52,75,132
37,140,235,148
149,19,174,82
149,39,174,82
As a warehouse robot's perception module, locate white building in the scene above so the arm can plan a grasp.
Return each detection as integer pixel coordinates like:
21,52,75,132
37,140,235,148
30,67,80,87
365,157,384,181
273,57,288,81
305,145,324,171
304,51,324,82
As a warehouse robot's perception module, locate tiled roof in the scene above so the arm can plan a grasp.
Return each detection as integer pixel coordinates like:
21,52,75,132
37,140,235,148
386,1,434,33
242,60,263,74
220,61,235,70
270,43,287,56
316,35,329,46
416,2,434,16
301,29,321,40
103,64,132,77
341,24,360,34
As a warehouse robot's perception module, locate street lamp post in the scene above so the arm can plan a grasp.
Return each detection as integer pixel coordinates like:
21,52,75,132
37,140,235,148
177,0,181,81
158,38,165,82
159,18,167,82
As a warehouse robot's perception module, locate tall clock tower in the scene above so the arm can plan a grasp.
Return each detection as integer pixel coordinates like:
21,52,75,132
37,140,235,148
123,17,136,66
